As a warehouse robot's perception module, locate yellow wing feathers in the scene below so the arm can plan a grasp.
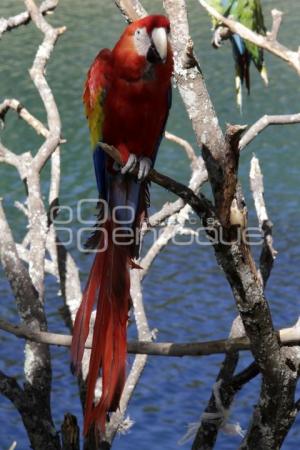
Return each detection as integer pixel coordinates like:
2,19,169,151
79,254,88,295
82,49,111,150
84,91,105,149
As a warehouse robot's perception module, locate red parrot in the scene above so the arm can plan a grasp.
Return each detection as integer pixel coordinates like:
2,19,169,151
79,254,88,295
71,15,173,435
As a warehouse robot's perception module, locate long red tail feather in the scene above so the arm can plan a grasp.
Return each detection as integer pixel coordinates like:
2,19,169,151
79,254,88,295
70,252,104,375
71,221,130,434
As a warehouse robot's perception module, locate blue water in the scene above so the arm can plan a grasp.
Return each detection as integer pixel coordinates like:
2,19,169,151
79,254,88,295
0,0,300,448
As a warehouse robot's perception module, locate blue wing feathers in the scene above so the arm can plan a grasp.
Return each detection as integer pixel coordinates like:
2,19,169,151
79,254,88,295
231,33,245,56
93,146,107,200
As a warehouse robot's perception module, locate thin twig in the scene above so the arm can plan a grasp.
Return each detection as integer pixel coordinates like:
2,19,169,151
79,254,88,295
268,9,283,42
165,131,200,170
7,442,17,450
250,156,277,286
239,113,300,150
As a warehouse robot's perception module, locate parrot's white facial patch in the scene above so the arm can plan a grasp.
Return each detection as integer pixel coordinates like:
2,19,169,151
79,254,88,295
134,27,151,56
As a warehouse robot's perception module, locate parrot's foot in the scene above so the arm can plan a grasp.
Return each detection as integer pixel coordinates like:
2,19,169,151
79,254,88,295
117,154,152,181
212,26,231,48
121,153,138,175
212,27,223,48
138,156,152,181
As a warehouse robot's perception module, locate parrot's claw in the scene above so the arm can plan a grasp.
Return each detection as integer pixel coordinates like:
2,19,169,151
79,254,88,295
212,25,232,48
138,157,152,181
121,153,138,175
212,27,223,48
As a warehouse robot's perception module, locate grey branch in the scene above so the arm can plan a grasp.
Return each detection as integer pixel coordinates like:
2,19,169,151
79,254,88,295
195,152,277,448
0,0,65,448
7,442,17,450
114,0,147,23
25,0,65,172
163,1,300,448
268,9,283,42
250,156,277,286
0,200,58,448
1,317,300,357
165,131,200,170
199,0,300,76
164,0,237,227
239,113,300,150
0,98,66,144
0,0,58,38
0,99,48,137
0,371,24,409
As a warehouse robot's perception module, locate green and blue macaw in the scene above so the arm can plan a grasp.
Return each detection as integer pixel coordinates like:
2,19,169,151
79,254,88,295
208,0,268,108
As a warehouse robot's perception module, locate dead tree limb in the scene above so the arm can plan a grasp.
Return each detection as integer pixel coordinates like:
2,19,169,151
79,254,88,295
161,1,300,448
239,113,300,151
1,317,300,357
0,0,58,37
0,0,65,448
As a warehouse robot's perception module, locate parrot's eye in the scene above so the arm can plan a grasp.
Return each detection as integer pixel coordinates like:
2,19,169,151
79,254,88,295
133,27,151,56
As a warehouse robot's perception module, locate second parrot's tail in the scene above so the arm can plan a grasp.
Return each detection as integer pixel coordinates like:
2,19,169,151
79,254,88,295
71,221,131,434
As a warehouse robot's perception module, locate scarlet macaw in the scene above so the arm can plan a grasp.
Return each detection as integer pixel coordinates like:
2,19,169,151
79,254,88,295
208,0,268,108
71,15,173,435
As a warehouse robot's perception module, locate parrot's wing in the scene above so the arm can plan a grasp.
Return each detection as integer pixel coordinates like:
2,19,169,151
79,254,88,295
83,49,112,198
207,0,235,27
230,34,249,109
235,0,268,83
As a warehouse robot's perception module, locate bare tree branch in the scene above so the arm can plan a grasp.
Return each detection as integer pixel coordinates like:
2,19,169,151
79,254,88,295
114,0,147,23
0,0,58,38
24,0,65,172
0,99,48,137
239,113,300,151
0,371,24,409
250,156,277,286
0,141,23,171
191,317,243,449
164,0,239,227
162,2,300,448
148,156,207,232
1,317,300,357
7,442,17,450
16,243,57,277
0,0,66,447
165,131,200,170
268,9,283,42
0,200,59,449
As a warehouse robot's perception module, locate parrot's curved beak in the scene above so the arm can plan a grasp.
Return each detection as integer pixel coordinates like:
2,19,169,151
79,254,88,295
147,27,168,64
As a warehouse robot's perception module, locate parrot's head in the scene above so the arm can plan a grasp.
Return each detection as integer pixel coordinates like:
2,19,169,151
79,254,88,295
113,15,173,81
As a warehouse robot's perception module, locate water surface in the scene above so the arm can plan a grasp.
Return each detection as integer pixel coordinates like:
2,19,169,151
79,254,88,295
0,1,300,449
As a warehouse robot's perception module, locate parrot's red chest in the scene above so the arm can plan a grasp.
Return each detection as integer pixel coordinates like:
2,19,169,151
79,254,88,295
102,74,170,159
